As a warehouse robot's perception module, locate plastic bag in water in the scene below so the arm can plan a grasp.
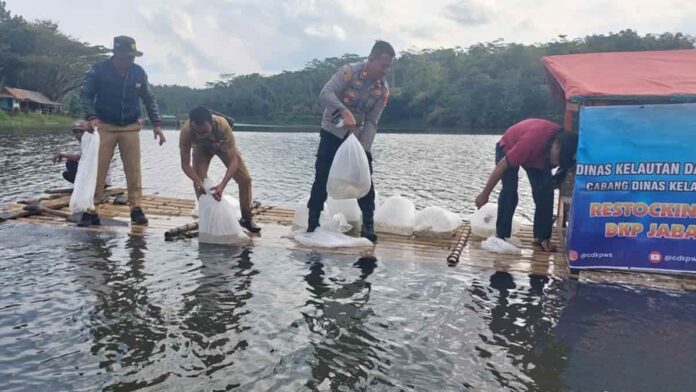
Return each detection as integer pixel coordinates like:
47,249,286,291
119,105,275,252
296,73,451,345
481,236,522,255
198,179,250,245
69,130,100,213
293,229,373,248
375,194,416,236
414,206,462,238
469,203,521,238
327,134,371,200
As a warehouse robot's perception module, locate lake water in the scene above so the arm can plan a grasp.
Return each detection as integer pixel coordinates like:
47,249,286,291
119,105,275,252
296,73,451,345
1,129,695,391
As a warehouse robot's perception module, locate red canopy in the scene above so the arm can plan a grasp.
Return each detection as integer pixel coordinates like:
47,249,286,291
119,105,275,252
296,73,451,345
542,49,696,102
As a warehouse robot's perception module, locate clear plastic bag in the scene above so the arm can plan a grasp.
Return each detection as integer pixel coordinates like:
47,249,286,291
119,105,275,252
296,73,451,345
292,201,351,233
469,203,521,238
327,197,361,224
481,236,521,255
374,194,416,236
322,213,352,233
293,229,373,248
198,179,250,245
292,202,310,231
414,206,462,238
69,130,100,213
327,134,371,200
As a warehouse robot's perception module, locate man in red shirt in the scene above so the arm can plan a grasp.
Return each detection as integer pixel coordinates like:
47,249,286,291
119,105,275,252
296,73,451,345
475,118,578,251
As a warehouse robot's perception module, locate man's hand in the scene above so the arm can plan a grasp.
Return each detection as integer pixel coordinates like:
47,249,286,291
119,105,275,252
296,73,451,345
475,192,490,209
193,179,206,197
210,183,226,201
88,118,100,132
154,126,166,146
52,153,65,164
341,109,357,131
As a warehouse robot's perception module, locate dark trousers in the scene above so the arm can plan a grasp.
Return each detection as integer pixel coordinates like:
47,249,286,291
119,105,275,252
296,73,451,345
63,160,78,184
307,130,375,219
495,144,554,240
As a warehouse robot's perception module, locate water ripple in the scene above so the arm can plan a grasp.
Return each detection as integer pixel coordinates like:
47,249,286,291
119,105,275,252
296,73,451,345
1,130,696,391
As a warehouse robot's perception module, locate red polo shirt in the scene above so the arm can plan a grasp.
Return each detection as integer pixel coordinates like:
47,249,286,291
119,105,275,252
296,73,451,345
498,118,561,169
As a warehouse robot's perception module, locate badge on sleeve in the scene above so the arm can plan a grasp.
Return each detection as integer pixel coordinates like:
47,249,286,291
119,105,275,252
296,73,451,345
342,66,352,82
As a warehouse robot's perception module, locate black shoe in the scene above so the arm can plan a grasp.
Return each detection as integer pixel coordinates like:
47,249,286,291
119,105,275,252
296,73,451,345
239,217,261,233
360,214,378,242
361,223,378,243
77,212,100,227
307,210,321,233
130,208,148,225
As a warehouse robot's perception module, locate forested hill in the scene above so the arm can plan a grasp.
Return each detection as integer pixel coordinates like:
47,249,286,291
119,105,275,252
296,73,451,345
153,30,694,132
1,0,693,132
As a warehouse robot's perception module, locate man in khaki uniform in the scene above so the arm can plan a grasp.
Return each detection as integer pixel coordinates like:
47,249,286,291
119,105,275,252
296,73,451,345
306,40,394,242
179,106,260,233
79,36,166,227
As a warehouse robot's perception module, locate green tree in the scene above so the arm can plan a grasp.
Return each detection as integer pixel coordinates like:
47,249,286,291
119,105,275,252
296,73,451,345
0,2,107,102
152,29,695,131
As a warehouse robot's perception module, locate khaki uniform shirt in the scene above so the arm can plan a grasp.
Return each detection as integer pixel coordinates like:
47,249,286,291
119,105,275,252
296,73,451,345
320,61,389,152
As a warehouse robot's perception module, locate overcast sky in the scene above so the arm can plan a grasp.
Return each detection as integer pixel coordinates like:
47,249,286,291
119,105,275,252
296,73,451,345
6,0,696,87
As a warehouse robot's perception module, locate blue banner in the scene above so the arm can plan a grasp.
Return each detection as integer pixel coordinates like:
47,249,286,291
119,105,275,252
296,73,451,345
567,103,696,273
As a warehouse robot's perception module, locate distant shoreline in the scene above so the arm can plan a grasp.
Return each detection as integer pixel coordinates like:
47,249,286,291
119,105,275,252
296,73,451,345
0,113,72,130
188,121,504,135
0,117,504,135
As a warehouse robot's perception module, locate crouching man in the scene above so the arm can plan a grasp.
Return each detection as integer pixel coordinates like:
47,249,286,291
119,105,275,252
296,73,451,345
179,106,260,233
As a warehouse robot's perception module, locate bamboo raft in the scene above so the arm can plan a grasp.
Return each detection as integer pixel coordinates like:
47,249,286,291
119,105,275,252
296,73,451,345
2,189,695,291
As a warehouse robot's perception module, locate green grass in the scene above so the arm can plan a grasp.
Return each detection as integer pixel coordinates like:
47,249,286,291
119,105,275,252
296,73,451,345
0,111,72,129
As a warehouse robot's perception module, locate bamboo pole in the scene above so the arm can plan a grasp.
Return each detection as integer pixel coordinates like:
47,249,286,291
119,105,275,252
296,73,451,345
0,208,36,222
45,187,126,195
17,194,64,205
164,222,199,241
45,188,73,194
1,188,127,223
23,203,72,219
447,227,471,266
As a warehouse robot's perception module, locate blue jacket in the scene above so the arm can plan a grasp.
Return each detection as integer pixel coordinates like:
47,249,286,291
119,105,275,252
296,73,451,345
80,59,161,126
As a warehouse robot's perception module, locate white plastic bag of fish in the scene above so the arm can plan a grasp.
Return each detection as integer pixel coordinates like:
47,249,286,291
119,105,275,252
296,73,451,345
294,229,373,248
69,129,100,213
469,203,521,238
414,206,462,238
326,134,371,200
481,236,521,255
292,200,352,233
327,197,361,225
198,179,250,245
375,194,416,236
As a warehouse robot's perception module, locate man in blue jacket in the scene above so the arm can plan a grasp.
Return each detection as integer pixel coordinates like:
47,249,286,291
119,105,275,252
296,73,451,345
80,36,166,227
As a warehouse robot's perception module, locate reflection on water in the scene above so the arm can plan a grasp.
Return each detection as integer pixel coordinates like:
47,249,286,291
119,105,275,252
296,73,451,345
1,129,696,391
301,255,388,390
470,272,569,391
1,222,695,391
